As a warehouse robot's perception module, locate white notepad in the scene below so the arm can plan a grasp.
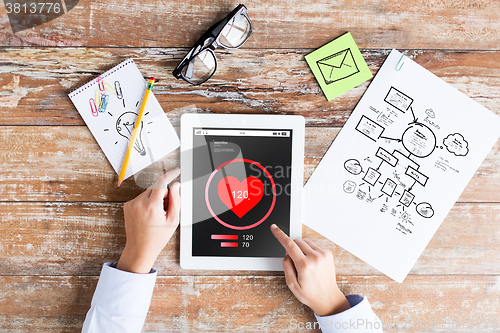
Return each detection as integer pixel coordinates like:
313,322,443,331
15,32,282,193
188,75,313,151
69,59,179,180
303,49,500,283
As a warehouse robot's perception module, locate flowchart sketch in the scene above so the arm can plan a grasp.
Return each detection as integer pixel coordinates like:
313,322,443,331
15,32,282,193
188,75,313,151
363,167,381,186
356,115,385,142
399,190,415,207
405,166,428,187
381,179,397,197
303,50,500,283
384,86,413,112
375,147,398,167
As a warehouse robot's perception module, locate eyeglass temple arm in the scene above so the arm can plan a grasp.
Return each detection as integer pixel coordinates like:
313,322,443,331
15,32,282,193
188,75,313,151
173,45,201,78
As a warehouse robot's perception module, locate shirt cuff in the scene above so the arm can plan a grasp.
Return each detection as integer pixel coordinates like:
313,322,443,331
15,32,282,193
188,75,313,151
92,262,157,317
315,295,382,332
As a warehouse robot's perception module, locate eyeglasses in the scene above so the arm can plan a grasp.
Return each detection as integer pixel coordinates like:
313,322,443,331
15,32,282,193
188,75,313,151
173,4,252,85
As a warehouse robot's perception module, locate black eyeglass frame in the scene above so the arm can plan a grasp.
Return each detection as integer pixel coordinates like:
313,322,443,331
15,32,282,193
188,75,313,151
172,4,252,85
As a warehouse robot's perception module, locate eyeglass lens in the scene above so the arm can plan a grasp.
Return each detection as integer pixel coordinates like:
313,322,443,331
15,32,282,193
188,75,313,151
182,11,251,84
182,49,217,84
218,12,252,48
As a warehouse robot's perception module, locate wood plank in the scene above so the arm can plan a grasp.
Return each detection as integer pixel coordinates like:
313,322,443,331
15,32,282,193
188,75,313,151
0,275,499,332
0,126,500,202
1,202,499,276
0,126,498,202
0,126,175,201
0,0,499,50
0,49,498,126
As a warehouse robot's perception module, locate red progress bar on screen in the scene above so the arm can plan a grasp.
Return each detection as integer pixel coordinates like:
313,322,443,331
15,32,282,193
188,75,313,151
220,242,239,247
211,234,238,240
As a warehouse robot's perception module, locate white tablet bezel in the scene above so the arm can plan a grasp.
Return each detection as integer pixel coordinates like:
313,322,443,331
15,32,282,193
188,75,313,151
180,113,304,271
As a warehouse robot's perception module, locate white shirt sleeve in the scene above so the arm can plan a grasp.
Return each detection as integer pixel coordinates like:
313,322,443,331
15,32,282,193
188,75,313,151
316,295,383,332
81,262,157,333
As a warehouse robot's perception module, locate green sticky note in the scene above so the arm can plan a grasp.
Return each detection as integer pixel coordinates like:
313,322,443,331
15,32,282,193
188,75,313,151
305,32,372,101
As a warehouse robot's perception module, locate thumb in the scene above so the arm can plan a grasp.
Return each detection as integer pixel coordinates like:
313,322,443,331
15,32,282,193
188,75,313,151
166,182,181,226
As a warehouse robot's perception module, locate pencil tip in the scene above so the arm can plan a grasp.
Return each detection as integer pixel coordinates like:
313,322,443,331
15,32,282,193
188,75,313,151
117,180,122,188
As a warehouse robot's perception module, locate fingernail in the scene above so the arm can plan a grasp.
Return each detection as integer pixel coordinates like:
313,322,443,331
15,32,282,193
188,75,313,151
271,224,277,229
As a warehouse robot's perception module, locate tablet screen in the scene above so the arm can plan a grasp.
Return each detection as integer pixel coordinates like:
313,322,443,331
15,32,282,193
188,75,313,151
192,128,292,257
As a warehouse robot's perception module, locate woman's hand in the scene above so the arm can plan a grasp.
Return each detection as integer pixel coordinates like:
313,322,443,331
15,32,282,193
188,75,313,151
116,168,181,274
271,224,351,316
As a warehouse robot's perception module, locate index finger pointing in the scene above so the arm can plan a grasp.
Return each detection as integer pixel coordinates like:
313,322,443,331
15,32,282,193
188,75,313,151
271,224,305,261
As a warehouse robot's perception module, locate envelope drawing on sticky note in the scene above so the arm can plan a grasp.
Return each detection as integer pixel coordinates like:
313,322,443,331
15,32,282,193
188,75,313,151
316,48,360,85
305,32,373,100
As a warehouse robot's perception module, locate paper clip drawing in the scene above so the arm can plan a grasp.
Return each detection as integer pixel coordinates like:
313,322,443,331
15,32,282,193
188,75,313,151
115,81,123,99
316,48,360,84
115,80,125,107
89,98,98,117
94,76,112,114
95,89,101,107
97,76,105,92
104,82,115,94
98,94,110,113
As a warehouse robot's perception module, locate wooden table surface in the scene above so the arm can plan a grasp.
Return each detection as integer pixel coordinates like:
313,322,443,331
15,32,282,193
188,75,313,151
0,1,499,332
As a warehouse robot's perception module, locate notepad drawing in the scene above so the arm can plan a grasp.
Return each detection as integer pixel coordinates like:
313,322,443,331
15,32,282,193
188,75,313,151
69,59,179,180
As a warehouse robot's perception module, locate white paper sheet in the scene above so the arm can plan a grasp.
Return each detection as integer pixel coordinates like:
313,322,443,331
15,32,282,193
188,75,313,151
303,49,500,283
69,59,179,180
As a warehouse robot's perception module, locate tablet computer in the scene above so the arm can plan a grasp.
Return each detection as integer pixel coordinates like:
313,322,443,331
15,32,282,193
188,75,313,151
180,114,304,270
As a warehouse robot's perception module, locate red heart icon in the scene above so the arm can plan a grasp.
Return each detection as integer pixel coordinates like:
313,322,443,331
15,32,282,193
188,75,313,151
217,176,264,218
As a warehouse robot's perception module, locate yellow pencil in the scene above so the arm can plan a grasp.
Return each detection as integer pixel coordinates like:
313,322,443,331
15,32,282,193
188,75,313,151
117,77,155,188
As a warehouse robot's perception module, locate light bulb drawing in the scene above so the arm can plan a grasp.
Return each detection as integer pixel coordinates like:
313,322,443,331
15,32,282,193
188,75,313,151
116,111,146,156
96,78,153,156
